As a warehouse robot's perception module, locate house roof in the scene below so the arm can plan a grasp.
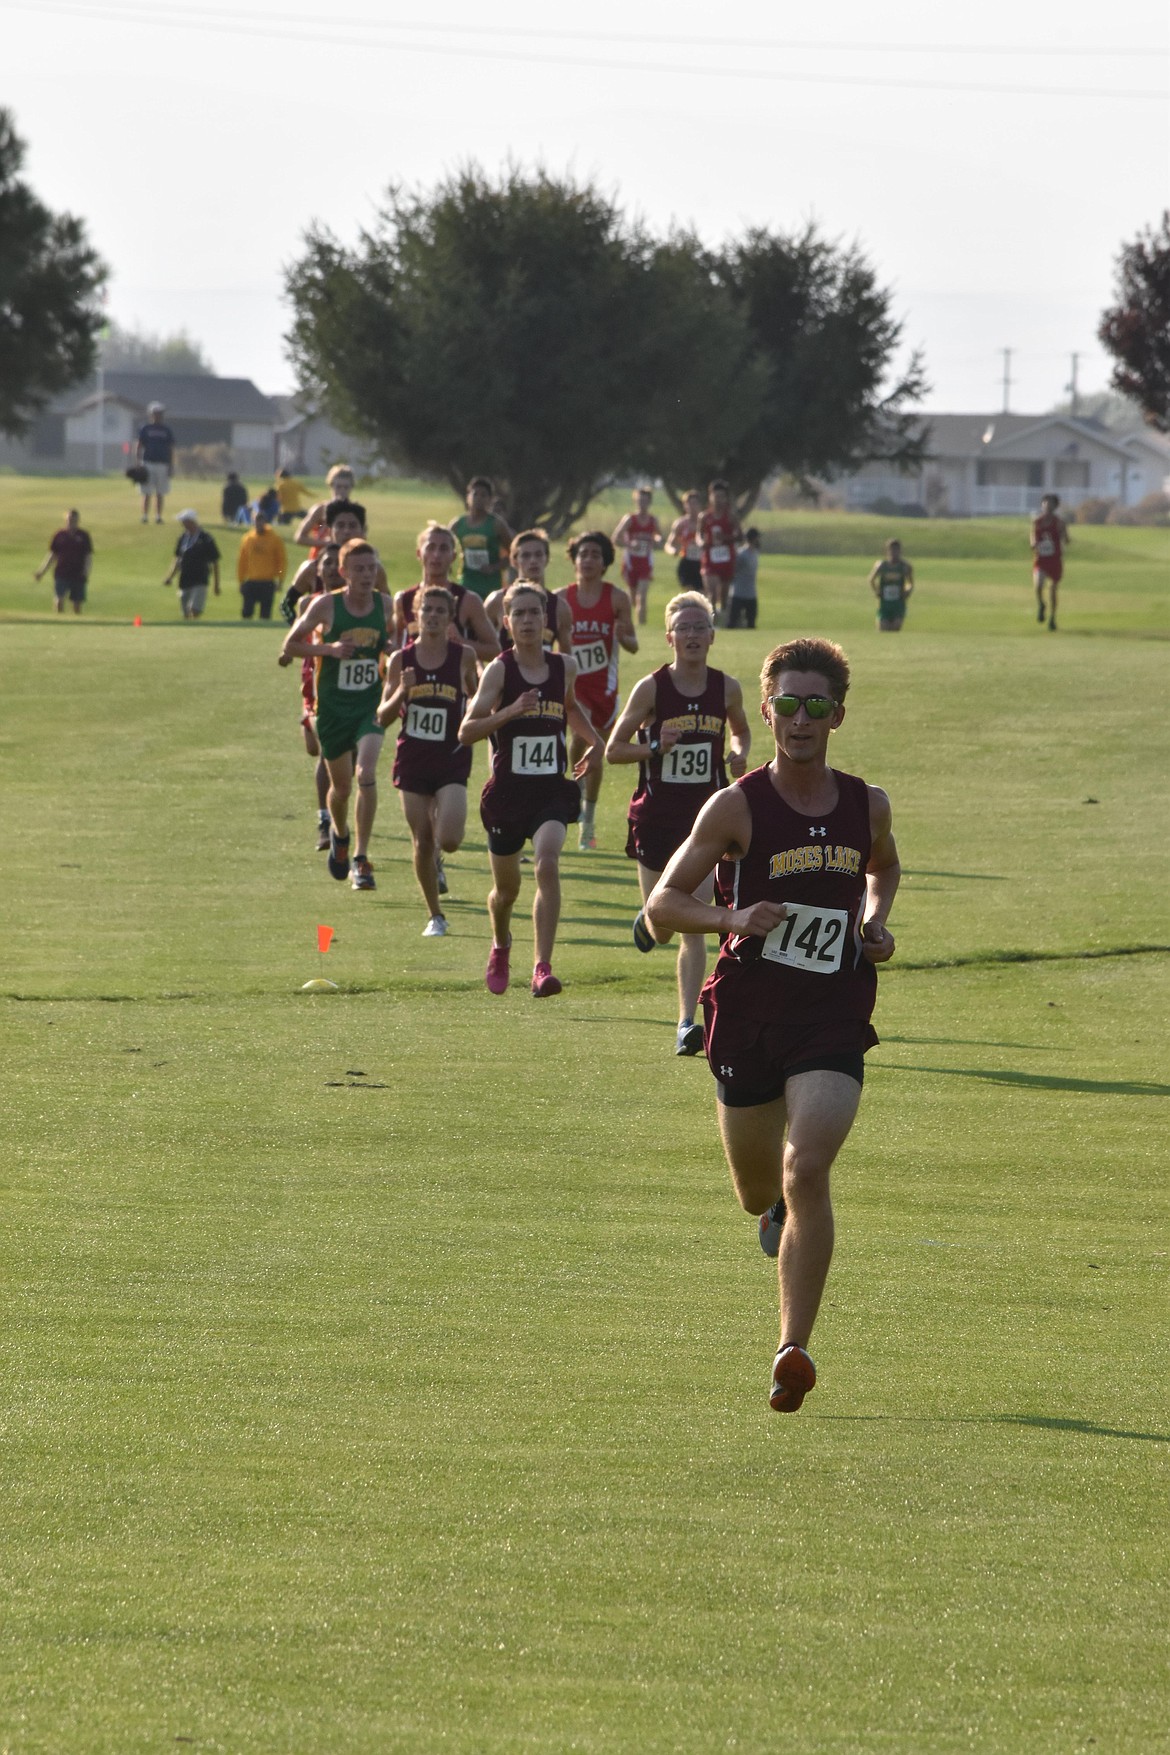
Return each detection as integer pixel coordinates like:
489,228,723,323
59,371,279,423
922,411,1137,461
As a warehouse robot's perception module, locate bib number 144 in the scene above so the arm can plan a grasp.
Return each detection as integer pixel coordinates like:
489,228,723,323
761,902,850,974
512,734,558,776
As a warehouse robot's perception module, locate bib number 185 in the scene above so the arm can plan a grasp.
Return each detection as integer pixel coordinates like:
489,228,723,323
338,656,380,692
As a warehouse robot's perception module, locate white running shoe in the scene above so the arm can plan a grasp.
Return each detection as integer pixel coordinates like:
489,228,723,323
422,914,448,937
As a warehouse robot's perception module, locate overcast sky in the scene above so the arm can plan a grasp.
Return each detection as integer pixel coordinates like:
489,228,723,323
7,0,1168,411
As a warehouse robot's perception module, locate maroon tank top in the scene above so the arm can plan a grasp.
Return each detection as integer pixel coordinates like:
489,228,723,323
396,581,474,643
628,664,727,835
481,650,571,817
703,765,876,1031
394,639,468,762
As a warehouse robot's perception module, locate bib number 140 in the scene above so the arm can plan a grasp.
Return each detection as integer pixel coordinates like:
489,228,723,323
761,902,850,975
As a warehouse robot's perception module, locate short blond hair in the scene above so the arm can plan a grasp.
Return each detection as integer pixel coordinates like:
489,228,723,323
417,521,456,551
664,590,714,631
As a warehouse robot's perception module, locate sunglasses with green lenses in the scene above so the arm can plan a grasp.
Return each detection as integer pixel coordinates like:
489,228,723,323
770,692,838,720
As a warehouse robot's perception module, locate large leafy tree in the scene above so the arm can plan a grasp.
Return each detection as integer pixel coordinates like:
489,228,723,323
287,166,683,533
100,319,214,375
655,225,928,515
0,111,106,436
1098,213,1170,433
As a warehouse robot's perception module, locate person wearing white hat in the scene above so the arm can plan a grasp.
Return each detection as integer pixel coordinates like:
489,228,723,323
164,510,221,619
136,400,176,523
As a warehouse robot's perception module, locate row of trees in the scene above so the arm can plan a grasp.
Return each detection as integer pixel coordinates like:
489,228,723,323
285,167,930,532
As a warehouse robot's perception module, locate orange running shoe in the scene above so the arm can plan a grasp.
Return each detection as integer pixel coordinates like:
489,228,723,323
769,1343,816,1413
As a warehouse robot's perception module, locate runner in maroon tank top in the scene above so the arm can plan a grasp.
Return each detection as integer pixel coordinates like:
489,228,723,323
645,637,900,1415
459,583,605,997
394,523,500,664
605,591,751,1056
1030,492,1070,630
377,585,478,937
484,528,572,654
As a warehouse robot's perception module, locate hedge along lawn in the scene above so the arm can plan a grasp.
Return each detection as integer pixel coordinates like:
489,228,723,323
0,476,1168,1751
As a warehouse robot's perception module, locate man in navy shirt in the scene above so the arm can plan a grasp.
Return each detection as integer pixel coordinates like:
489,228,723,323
136,400,176,524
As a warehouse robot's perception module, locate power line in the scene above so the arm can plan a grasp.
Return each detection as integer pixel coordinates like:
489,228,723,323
15,0,1170,99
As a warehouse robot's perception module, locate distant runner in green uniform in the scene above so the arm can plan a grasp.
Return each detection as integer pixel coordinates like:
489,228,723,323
452,475,515,601
279,539,394,891
868,539,914,632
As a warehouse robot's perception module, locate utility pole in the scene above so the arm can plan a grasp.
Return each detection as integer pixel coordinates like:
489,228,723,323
1000,348,1013,414
1067,352,1080,419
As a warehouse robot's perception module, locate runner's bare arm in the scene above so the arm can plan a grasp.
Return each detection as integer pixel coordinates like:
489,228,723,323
460,645,480,697
280,595,340,662
868,561,883,592
294,505,327,546
493,513,516,554
613,587,639,654
458,658,527,743
724,676,751,778
483,587,506,633
565,661,605,777
605,674,659,763
376,649,407,726
646,789,783,940
612,514,632,546
462,592,502,664
555,594,573,651
861,785,900,962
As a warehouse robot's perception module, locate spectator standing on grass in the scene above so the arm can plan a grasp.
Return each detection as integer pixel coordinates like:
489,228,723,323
222,472,250,526
726,527,761,629
136,400,176,524
33,508,92,617
237,508,286,620
164,510,221,620
34,509,93,615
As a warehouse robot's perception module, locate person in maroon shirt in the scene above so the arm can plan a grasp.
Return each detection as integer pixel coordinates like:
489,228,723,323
34,510,93,613
459,583,603,998
645,637,900,1416
606,590,751,1057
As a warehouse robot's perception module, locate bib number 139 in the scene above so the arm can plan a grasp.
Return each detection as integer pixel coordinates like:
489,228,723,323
661,742,711,784
761,902,850,975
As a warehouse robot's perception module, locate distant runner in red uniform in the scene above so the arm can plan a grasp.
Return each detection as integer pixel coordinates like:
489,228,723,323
557,530,638,849
612,486,663,626
459,583,604,997
606,591,751,1056
278,539,341,850
378,585,478,938
394,523,500,664
1030,493,1070,631
665,490,705,593
646,637,900,1415
485,529,572,653
698,479,744,619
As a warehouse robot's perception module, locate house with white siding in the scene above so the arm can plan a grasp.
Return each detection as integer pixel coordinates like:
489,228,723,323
0,372,280,475
838,413,1170,516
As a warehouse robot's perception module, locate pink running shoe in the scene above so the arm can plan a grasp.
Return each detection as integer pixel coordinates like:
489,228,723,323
531,961,562,998
485,938,511,995
769,1343,816,1413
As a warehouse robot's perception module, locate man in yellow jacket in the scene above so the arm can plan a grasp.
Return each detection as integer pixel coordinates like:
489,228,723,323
237,509,287,619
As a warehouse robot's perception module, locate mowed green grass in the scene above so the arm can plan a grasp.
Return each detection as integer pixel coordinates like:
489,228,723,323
1,477,1168,1753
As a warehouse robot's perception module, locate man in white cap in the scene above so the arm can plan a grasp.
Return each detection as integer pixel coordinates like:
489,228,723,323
164,510,221,619
136,401,176,523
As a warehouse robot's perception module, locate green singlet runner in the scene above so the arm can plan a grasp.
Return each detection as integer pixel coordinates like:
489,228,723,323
874,558,912,625
452,514,503,600
315,589,391,761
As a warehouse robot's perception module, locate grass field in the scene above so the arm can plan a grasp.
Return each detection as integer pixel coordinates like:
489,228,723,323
2,476,1168,1752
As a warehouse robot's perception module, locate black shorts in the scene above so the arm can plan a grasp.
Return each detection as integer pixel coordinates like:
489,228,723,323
715,1049,866,1108
54,578,86,604
677,558,703,590
625,816,692,874
482,788,580,858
